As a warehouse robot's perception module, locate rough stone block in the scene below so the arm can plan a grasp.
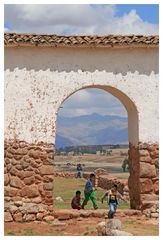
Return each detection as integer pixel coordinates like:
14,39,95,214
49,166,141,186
139,156,152,163
24,170,35,178
4,212,13,222
23,203,39,214
20,185,40,198
14,155,22,160
10,176,24,189
24,214,36,221
20,159,30,169
15,165,23,170
43,215,55,222
151,212,159,218
140,178,153,193
13,212,23,222
140,162,156,178
24,176,35,185
147,145,157,152
9,205,18,214
141,194,159,202
6,152,13,159
9,166,19,176
150,150,159,159
28,150,47,160
14,201,23,207
17,148,28,155
153,181,159,194
4,174,10,186
4,186,18,197
31,197,42,204
139,149,149,157
36,212,45,221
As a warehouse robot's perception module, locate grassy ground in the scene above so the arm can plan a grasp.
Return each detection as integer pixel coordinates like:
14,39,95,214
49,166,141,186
53,176,130,209
54,152,129,179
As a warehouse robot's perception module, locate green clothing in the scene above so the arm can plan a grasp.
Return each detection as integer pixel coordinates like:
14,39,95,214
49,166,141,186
82,191,97,208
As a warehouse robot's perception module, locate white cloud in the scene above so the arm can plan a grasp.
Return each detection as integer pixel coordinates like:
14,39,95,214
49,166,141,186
4,4,158,35
59,89,127,117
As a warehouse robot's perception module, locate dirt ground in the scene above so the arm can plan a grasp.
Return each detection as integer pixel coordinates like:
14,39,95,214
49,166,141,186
4,214,159,236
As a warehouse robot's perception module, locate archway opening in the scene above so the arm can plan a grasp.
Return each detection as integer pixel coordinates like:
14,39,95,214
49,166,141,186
53,85,139,211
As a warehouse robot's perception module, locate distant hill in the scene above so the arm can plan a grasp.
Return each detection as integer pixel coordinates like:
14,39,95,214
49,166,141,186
55,113,128,149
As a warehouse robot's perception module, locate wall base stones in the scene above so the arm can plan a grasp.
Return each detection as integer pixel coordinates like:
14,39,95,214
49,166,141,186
4,139,55,222
128,142,159,215
139,143,159,208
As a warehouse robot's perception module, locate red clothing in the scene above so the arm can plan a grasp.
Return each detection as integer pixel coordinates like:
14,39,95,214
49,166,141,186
71,196,81,210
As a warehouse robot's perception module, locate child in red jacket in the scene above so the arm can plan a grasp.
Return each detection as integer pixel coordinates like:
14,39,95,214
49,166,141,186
71,190,82,210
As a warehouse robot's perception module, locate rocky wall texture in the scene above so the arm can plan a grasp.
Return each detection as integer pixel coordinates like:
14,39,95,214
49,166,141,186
97,175,126,195
128,143,159,212
4,140,55,222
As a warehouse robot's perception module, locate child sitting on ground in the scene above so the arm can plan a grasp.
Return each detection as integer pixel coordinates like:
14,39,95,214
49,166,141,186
71,190,82,210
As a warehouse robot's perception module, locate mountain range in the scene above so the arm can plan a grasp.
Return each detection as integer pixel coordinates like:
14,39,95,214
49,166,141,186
55,113,128,149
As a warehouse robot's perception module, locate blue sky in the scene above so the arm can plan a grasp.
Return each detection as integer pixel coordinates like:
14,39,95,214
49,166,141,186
115,4,159,24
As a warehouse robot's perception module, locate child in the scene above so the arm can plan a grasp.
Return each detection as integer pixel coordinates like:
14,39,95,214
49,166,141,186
81,173,98,210
71,190,82,210
76,163,83,178
101,184,127,218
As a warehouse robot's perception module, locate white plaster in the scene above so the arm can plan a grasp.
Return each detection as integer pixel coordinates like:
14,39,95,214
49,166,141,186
4,46,159,145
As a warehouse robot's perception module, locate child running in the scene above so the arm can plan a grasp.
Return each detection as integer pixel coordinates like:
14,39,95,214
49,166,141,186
101,184,127,218
81,173,98,210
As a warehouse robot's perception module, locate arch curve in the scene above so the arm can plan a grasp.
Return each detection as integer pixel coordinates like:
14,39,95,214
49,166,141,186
56,84,139,145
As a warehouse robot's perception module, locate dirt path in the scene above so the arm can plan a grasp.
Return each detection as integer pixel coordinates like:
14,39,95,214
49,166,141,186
5,214,159,236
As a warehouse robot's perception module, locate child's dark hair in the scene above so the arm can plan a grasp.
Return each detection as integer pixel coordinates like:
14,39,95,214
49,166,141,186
76,190,81,195
113,184,118,189
90,173,95,178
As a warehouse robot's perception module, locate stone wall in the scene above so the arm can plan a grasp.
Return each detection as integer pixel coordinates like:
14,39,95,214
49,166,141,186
139,143,159,206
128,143,159,210
97,175,126,195
4,140,55,222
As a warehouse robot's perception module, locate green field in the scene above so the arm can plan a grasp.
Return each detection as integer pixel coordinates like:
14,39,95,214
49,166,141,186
53,176,130,209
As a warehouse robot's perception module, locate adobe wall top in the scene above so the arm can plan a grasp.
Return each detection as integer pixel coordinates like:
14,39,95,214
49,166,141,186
4,33,159,48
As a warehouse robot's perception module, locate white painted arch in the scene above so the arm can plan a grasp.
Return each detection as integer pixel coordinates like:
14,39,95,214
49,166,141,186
55,84,138,145
4,45,158,146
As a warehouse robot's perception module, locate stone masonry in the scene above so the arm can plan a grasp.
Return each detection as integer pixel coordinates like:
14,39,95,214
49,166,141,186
128,143,159,210
4,140,55,222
